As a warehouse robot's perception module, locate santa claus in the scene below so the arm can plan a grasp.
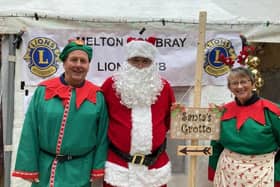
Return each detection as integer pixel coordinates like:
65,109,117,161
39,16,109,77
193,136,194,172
102,37,175,187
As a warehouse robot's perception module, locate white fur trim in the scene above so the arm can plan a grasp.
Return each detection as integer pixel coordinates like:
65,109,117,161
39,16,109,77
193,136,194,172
113,62,163,109
130,106,152,154
104,161,172,187
126,40,158,61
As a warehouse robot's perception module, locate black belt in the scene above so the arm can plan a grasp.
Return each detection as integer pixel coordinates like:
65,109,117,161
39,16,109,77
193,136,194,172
41,149,90,162
109,139,166,166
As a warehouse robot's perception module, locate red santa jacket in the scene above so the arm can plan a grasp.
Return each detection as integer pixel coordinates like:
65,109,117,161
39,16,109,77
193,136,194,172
101,76,175,169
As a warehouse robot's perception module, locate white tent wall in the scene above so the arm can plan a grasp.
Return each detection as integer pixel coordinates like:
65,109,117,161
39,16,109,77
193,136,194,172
7,33,233,187
1,17,239,187
1,0,280,42
1,1,280,187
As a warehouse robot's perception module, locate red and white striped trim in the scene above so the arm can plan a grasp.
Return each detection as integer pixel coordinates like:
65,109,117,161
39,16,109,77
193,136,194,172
49,90,72,187
56,92,71,154
91,169,105,179
49,159,58,187
12,171,39,179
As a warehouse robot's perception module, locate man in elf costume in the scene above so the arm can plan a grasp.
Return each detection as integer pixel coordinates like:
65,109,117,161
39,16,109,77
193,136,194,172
102,37,175,187
12,40,109,187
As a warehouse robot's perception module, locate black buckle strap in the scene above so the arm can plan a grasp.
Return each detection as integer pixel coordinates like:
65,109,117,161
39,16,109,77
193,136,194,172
109,139,166,166
55,155,73,162
132,153,145,165
41,149,89,162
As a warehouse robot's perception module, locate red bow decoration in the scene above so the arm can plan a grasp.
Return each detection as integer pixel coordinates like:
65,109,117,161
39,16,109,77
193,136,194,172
218,54,235,67
236,46,255,65
218,44,256,67
127,37,156,45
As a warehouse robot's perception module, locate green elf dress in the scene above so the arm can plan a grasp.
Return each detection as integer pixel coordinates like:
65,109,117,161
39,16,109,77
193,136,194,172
12,76,108,187
208,94,280,187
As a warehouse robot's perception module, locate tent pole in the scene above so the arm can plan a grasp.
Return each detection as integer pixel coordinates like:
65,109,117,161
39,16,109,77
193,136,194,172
0,95,4,187
3,34,16,187
0,34,4,187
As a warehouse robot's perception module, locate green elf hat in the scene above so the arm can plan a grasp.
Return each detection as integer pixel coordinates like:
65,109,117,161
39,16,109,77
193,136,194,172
59,39,93,62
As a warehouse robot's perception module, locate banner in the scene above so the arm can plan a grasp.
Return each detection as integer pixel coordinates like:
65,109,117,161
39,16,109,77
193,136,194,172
20,29,242,86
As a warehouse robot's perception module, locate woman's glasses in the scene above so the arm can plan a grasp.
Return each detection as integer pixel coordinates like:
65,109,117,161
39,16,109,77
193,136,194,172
230,79,251,87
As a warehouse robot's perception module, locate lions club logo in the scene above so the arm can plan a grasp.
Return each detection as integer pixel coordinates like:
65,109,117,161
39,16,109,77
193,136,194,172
204,38,236,77
24,37,60,78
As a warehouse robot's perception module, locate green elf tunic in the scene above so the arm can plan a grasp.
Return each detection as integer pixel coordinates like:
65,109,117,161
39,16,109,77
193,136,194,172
208,94,280,186
12,76,109,187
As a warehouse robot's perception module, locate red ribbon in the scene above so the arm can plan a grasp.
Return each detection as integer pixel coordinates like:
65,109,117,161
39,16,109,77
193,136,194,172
127,37,156,45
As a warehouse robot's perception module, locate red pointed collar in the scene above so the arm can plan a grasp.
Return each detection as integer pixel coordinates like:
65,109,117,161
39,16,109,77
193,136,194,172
222,99,280,130
39,78,101,109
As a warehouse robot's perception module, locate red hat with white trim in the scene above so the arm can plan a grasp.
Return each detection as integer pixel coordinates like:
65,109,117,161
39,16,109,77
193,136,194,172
125,37,158,61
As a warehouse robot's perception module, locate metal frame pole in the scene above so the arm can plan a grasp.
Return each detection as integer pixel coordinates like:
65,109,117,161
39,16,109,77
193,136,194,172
2,34,16,187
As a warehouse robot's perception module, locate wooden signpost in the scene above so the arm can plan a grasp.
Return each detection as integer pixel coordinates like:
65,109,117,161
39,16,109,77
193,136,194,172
171,107,221,140
188,11,206,187
170,11,220,187
177,146,212,156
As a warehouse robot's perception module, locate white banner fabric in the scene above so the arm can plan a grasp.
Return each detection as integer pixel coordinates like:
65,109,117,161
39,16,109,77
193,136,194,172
20,29,242,86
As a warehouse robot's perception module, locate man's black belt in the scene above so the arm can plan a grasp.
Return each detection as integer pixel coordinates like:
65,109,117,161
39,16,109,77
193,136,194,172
109,139,166,166
41,149,90,162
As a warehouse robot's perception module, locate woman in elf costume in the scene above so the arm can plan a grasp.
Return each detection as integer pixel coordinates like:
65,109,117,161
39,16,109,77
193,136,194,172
208,66,280,187
12,39,108,187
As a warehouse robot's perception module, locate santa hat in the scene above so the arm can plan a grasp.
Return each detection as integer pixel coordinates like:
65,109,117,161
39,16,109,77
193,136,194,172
125,37,158,61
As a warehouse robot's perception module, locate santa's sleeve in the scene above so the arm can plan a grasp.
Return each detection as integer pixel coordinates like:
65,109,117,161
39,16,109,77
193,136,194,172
12,87,42,180
101,77,113,93
208,140,224,181
164,80,175,130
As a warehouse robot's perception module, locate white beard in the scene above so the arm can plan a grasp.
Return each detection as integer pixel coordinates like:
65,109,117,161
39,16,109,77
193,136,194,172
113,62,163,108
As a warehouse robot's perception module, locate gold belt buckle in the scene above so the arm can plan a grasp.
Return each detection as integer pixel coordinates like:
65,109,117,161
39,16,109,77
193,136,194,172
132,153,145,165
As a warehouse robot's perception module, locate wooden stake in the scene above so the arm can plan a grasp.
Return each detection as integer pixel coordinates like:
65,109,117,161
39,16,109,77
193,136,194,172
187,11,207,187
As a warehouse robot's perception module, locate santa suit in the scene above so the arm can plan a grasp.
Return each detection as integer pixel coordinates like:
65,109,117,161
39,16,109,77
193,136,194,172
102,76,175,187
